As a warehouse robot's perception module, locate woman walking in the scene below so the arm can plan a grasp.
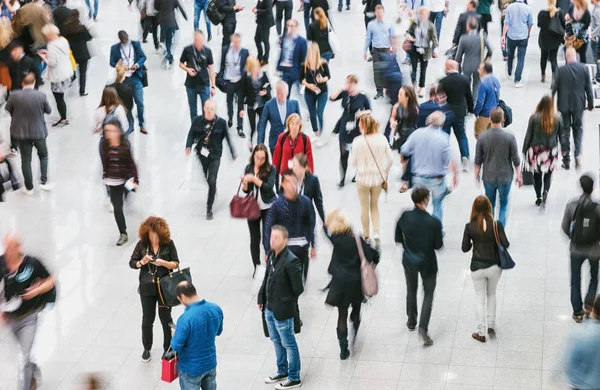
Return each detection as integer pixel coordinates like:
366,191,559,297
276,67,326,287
537,0,565,84
565,0,590,63
307,7,333,62
92,86,129,135
324,208,379,359
240,56,271,151
242,144,277,276
272,113,314,175
405,6,438,98
389,86,419,192
462,195,509,343
109,61,135,136
37,23,72,127
129,216,180,362
300,42,330,142
100,118,139,245
350,113,393,249
330,74,371,188
61,9,92,96
522,95,561,206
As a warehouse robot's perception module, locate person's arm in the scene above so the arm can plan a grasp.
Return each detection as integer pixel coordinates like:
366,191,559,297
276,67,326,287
484,36,493,59
185,119,199,149
394,218,404,244
134,42,147,68
452,15,464,46
510,135,521,170
313,177,325,222
474,137,483,181
399,131,413,157
364,23,372,54
455,36,465,68
127,145,139,184
306,197,316,249
561,202,574,236
109,46,118,68
461,224,472,253
129,241,145,268
466,80,474,113
170,319,189,353
433,219,443,250
306,137,314,172
497,221,510,249
272,134,283,172
474,84,485,117
501,11,510,44
223,120,237,159
155,241,180,270
288,256,305,297
176,0,188,19
585,68,594,110
430,23,438,51
522,116,534,154
383,140,393,173
329,88,345,101
4,95,12,114
216,308,224,336
263,202,278,253
256,0,271,14
552,70,559,98
349,139,358,167
257,103,269,145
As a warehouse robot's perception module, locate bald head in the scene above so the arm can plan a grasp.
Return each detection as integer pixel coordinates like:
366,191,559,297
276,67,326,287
445,59,459,72
565,47,577,63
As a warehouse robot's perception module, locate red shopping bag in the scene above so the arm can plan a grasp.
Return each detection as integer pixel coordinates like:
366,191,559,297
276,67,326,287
161,354,178,383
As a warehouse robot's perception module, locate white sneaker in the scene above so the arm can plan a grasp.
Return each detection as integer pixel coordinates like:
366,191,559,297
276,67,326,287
461,157,470,172
515,81,524,88
22,188,33,196
39,182,53,191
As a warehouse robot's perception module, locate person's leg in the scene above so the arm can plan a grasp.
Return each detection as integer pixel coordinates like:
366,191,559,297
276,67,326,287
276,315,300,382
248,217,261,266
418,271,437,332
497,182,512,228
419,57,428,89
336,305,350,358
339,140,349,184
140,295,157,351
18,140,33,191
485,266,502,331
199,86,210,112
283,1,293,37
369,185,383,237
265,309,289,376
53,92,67,120
303,3,311,34
584,259,599,311
404,266,418,329
134,83,145,128
165,27,175,63
514,38,528,83
410,50,418,85
372,50,383,94
549,49,558,79
533,172,542,198
452,118,469,160
254,27,264,61
471,69,480,103
316,91,327,133
540,48,548,76
357,183,371,237
483,182,498,218
276,1,284,36
202,1,212,37
471,269,487,337
206,158,221,211
85,0,92,17
151,17,160,50
578,42,587,64
571,110,583,161
225,81,235,123
506,37,516,77
93,0,98,18
570,253,586,315
8,313,38,390
158,306,173,352
179,370,203,390
194,0,201,30
543,171,553,194
429,177,446,224
200,367,217,390
109,185,127,234
262,27,271,60
78,59,88,95
559,110,571,165
186,87,199,122
234,82,244,130
33,139,48,185
304,92,318,133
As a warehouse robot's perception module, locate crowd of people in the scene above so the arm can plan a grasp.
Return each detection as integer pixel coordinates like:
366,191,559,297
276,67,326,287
2,0,600,389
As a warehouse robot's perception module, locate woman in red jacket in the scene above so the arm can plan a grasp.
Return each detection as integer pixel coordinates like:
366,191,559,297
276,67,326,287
272,113,314,174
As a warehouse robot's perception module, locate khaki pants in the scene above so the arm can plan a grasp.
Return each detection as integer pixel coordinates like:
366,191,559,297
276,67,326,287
357,183,383,237
474,116,491,138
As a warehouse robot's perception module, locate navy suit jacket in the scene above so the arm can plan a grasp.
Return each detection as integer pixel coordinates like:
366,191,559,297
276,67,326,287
109,40,147,79
257,98,301,150
301,172,325,222
219,47,249,77
277,35,307,81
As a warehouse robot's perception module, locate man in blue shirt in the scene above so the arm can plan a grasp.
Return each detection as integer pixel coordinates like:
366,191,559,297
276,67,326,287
474,62,500,138
171,281,224,390
501,0,533,88
364,5,395,100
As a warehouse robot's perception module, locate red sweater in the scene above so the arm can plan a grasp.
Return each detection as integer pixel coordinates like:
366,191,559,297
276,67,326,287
272,131,314,173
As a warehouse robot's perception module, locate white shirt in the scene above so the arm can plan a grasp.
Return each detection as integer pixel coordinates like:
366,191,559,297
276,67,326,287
429,0,446,12
120,41,135,78
350,134,393,187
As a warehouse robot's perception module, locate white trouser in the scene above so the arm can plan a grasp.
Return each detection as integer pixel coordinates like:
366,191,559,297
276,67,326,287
471,265,502,336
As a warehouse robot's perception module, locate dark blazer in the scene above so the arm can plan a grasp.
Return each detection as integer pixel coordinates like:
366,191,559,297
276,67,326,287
155,0,187,27
219,47,249,78
537,10,565,50
552,62,594,112
109,81,134,119
109,40,147,79
9,55,42,91
240,71,271,108
63,28,92,62
257,97,301,150
277,35,308,81
243,163,277,204
257,247,304,321
455,31,493,74
129,240,180,296
185,116,237,160
453,10,481,46
217,0,240,25
255,0,275,26
394,208,443,275
438,71,474,118
300,172,325,222
6,88,52,140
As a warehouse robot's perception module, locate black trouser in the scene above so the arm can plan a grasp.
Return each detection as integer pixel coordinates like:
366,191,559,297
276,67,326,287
143,15,160,49
225,80,243,129
221,21,236,59
479,13,491,35
140,294,173,352
52,92,67,120
248,209,269,266
540,48,558,77
339,138,350,183
200,156,221,210
248,106,264,142
289,244,309,282
410,51,428,88
108,184,127,234
577,42,588,64
371,49,387,93
18,139,48,191
533,171,553,198
337,301,361,333
404,266,436,332
255,25,271,62
570,254,599,315
77,59,88,95
559,110,583,164
275,0,292,37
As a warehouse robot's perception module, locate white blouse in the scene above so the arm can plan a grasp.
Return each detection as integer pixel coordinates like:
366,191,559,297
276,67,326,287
350,133,393,187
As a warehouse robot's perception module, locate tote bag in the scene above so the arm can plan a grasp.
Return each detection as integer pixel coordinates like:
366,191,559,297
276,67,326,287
493,221,515,270
230,180,261,220
157,267,193,307
355,234,378,297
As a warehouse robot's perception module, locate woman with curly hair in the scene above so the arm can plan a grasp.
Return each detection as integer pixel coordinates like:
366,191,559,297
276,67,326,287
129,216,180,363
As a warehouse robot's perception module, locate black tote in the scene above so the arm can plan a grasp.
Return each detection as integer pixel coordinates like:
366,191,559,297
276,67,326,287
157,268,192,307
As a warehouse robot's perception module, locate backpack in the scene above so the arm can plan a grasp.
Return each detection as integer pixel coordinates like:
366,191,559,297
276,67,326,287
206,0,225,25
278,132,308,159
570,197,600,245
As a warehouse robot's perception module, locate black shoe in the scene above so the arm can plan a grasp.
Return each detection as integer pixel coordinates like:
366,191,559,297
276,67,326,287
562,161,570,170
238,129,246,138
228,119,233,127
207,210,214,220
337,180,345,188
346,4,350,10
374,92,384,100
535,197,542,207
351,176,356,183
208,34,212,42
406,321,416,331
419,328,434,346
265,373,288,384
336,328,350,360
252,264,258,278
338,5,342,11
142,39,147,43
542,190,548,205
52,120,69,127
80,92,88,96
367,57,373,62
275,379,302,389
141,350,151,363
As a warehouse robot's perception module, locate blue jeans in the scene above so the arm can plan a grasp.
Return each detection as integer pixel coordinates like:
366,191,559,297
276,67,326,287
592,40,600,81
85,0,98,18
264,309,300,382
321,51,333,62
124,76,145,127
281,69,300,98
194,0,211,35
506,37,528,83
179,368,217,390
125,115,134,137
162,26,177,63
304,91,328,134
429,11,443,41
338,0,349,7
411,176,448,225
570,254,599,315
483,182,511,227
186,86,211,121
446,116,469,160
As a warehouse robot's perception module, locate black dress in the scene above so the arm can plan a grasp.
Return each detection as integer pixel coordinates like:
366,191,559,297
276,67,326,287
325,231,379,308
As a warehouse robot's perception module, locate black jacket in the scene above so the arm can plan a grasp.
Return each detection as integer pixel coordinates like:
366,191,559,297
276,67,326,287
53,5,72,33
312,0,329,16
243,163,277,204
155,0,187,27
63,28,92,62
453,11,481,46
218,0,239,25
9,55,42,91
438,71,474,118
129,240,180,296
552,62,594,112
363,0,381,16
258,247,304,320
109,81,134,119
219,47,249,79
255,0,274,26
185,116,237,160
240,71,271,108
394,208,443,275
537,10,565,50
300,172,325,222
462,218,509,272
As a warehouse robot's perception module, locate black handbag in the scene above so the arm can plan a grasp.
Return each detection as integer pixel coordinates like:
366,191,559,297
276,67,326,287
157,268,192,307
206,0,225,25
215,70,226,92
548,14,565,37
493,84,512,126
493,221,515,270
141,65,149,88
522,170,534,186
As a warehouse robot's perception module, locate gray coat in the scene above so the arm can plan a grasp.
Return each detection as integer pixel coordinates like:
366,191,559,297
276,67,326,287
6,89,52,140
405,21,438,61
455,31,493,74
562,195,600,257
552,62,594,112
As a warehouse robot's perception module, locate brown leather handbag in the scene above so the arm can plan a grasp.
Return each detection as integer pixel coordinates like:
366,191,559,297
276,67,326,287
230,180,261,220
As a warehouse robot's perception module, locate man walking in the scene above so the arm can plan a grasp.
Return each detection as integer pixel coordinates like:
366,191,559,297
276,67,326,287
364,5,395,100
180,30,216,122
429,0,449,41
109,31,148,134
257,81,301,156
6,74,52,196
561,174,600,323
194,0,212,41
220,33,249,138
400,111,458,226
277,19,307,97
156,0,187,68
395,186,444,346
217,0,244,57
171,281,223,389
258,225,304,389
552,47,594,170
417,85,454,133
501,0,533,88
452,0,481,47
438,59,473,171
474,107,522,227
473,62,500,138
455,17,492,103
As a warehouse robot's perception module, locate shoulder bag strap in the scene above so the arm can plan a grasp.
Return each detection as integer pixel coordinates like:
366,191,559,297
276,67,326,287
354,233,367,263
480,30,485,62
492,220,499,245
364,138,386,183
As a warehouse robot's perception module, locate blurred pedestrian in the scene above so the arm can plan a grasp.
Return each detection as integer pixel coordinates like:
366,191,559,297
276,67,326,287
389,86,418,193
473,62,500,138
155,0,187,68
306,7,333,62
455,17,492,103
291,153,324,222
272,114,314,176
537,0,565,84
501,0,533,88
405,6,438,98
300,42,329,141
240,56,271,151
61,9,92,96
257,81,301,156
363,5,395,100
220,33,249,137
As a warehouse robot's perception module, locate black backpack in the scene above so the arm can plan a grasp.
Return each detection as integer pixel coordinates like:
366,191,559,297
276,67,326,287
206,0,225,25
570,197,600,245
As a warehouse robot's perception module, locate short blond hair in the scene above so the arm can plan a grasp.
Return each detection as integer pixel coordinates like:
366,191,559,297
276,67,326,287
41,23,59,37
325,209,352,235
285,113,303,133
245,56,260,73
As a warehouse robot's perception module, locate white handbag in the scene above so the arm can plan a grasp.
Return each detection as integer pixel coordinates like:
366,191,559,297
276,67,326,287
328,22,340,54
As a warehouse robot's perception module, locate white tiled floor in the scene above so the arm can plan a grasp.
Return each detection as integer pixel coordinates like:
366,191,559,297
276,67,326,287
1,0,598,388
